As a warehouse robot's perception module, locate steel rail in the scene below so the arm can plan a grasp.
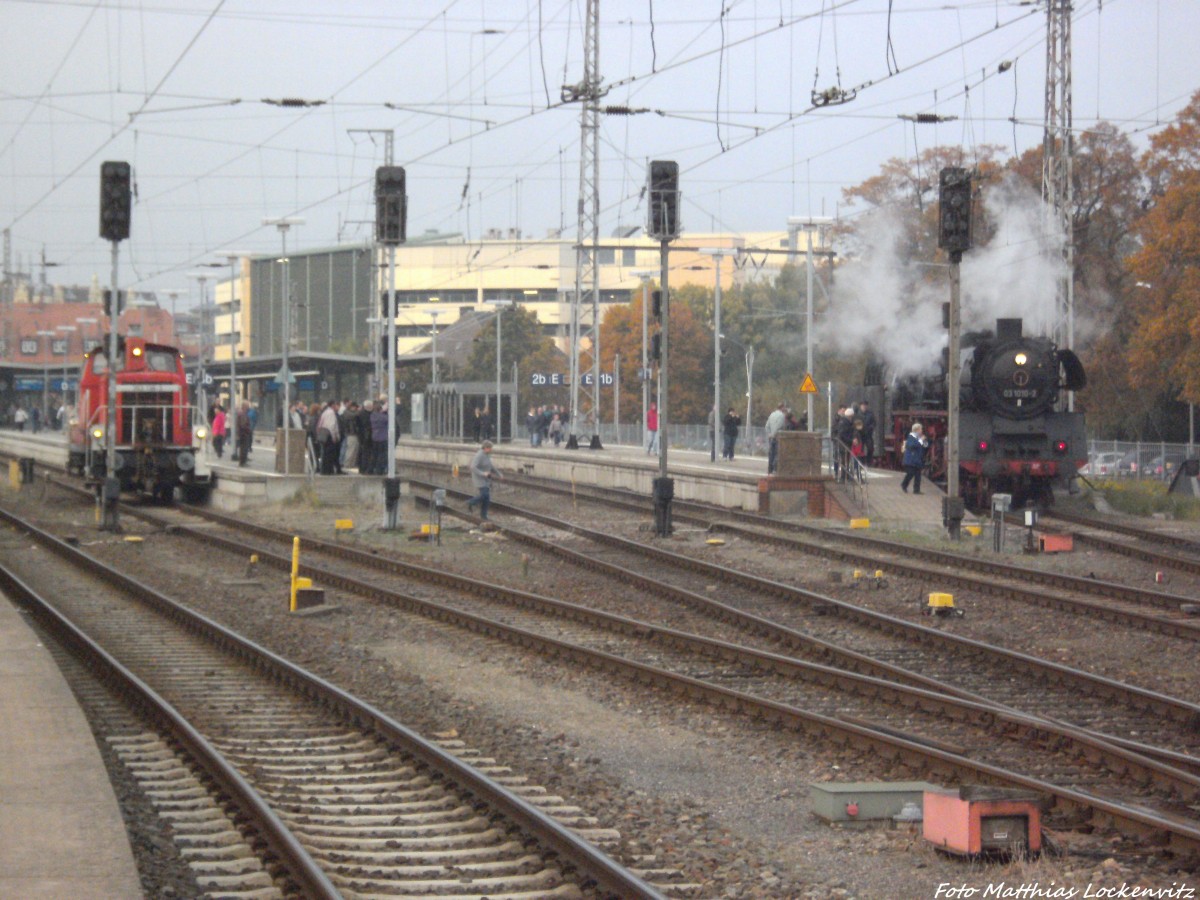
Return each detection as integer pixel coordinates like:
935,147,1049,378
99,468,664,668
1044,510,1200,555
115,502,1200,855
70,465,1200,771
175,493,1200,775
170,518,1200,800
460,468,1200,635
408,478,1200,729
1037,511,1200,578
0,505,662,900
12,461,1200,855
0,563,341,900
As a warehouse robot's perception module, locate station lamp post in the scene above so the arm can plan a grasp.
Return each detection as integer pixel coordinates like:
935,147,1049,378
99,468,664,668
213,253,246,459
485,299,513,440
630,270,656,449
787,216,832,434
188,272,214,422
36,329,54,423
263,218,305,474
700,249,736,461
429,309,440,387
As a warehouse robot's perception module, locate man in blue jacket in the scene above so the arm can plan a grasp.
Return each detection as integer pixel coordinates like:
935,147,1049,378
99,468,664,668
900,422,929,494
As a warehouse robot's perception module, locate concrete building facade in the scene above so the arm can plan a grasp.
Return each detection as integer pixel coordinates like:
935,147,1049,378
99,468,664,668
212,229,796,369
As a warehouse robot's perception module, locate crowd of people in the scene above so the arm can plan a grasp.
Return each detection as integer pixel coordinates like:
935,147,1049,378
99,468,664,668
9,389,933,497
524,405,569,447
6,400,69,433
763,402,808,473
281,397,403,476
830,401,877,483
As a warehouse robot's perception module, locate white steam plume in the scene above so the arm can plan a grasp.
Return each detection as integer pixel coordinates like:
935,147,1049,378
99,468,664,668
821,176,1068,375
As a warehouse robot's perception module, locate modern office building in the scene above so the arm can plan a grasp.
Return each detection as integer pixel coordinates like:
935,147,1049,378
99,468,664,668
211,229,799,366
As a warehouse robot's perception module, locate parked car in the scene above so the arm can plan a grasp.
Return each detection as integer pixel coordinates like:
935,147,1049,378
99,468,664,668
1148,452,1188,480
1117,449,1144,476
1079,451,1123,477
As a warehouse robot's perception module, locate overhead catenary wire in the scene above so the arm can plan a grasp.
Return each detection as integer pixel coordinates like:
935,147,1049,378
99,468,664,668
5,0,1170,291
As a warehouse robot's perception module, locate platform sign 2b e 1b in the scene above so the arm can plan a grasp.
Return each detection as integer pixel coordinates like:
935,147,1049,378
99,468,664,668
531,372,614,387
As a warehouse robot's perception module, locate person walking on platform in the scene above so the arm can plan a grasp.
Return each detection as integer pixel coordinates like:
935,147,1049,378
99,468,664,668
834,408,856,483
316,401,340,475
858,400,876,465
466,440,504,521
369,402,389,475
235,401,253,467
900,422,929,494
645,402,659,454
721,407,741,461
211,404,227,458
765,402,786,474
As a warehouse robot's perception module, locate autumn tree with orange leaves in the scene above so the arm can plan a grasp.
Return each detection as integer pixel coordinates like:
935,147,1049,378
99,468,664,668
1125,91,1200,436
599,283,712,425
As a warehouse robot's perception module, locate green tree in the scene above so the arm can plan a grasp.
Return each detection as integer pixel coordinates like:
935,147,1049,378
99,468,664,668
460,305,567,412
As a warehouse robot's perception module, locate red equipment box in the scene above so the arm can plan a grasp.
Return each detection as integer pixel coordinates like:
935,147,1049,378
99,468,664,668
923,786,1042,857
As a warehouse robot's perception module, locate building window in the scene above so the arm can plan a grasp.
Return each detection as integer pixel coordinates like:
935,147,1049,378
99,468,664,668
597,248,615,265
600,290,634,304
623,248,636,266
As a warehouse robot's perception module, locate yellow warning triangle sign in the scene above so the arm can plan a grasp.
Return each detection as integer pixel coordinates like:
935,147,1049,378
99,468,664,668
799,373,819,394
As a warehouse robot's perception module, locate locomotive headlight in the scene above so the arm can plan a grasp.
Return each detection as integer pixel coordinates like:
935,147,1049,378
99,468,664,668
131,346,143,357
90,425,105,442
1014,352,1028,366
194,426,209,441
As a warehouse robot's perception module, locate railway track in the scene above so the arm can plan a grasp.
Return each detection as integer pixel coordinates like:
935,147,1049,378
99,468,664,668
1042,510,1200,579
32,484,1200,859
466,466,1200,641
394,476,1200,769
0,505,664,899
9,450,1200,862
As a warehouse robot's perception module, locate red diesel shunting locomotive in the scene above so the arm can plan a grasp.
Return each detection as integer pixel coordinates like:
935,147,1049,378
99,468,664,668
67,335,214,502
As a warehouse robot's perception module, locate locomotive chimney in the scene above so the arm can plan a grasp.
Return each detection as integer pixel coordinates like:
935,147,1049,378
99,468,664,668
996,318,1022,341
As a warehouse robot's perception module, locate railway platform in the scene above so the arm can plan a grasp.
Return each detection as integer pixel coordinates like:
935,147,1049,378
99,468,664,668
404,436,956,531
0,427,956,529
0,593,142,899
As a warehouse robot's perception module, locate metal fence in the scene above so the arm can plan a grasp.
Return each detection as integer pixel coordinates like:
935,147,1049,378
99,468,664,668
1082,440,1197,481
545,422,774,458
550,429,1197,483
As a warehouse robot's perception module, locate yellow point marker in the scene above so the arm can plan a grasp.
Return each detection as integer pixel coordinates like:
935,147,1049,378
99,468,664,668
290,536,300,612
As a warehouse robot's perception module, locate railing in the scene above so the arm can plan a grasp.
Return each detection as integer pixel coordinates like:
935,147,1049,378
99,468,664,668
829,435,870,513
81,402,201,471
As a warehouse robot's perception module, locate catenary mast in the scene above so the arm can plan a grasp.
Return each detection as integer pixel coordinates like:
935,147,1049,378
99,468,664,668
564,0,604,448
1042,0,1074,407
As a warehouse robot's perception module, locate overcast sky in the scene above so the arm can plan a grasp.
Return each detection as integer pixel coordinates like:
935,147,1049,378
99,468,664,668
2,0,1197,309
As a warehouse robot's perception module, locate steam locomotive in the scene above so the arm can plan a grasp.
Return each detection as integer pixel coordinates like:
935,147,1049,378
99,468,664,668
881,317,1086,508
67,335,214,502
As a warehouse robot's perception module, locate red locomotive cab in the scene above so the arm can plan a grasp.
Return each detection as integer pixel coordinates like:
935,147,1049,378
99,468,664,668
70,336,212,501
